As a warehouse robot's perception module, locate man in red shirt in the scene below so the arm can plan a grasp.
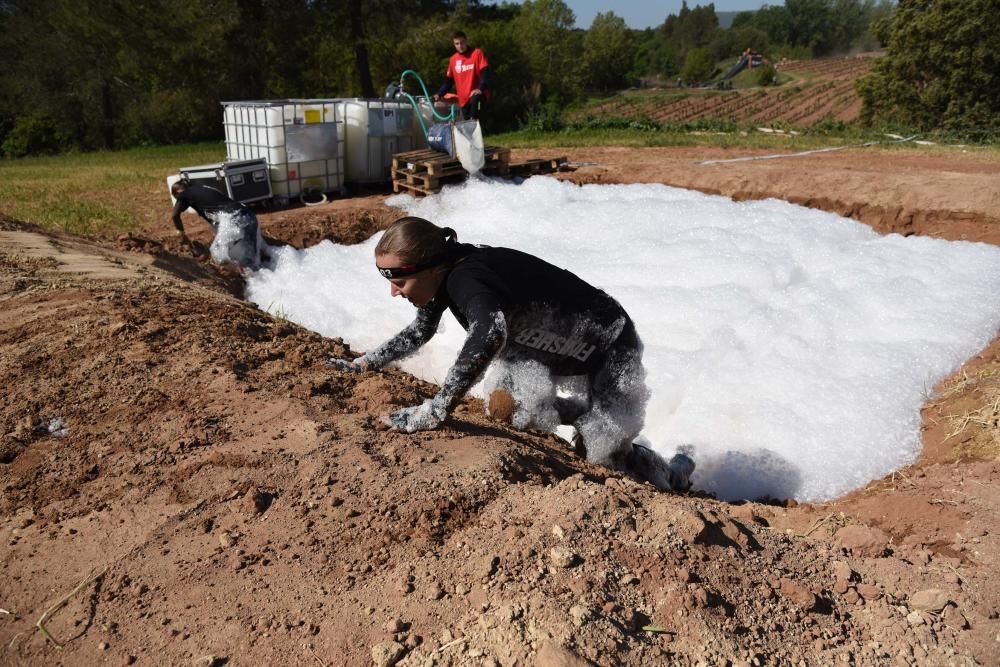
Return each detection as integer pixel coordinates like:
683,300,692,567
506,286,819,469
433,31,492,121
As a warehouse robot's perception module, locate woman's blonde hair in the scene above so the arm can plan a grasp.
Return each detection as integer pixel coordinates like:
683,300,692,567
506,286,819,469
375,216,458,265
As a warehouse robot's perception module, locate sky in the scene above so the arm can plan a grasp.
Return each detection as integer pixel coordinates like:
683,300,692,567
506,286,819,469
492,1,771,30
242,176,1000,503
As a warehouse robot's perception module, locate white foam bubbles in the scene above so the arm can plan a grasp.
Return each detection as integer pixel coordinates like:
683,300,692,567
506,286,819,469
246,177,1000,501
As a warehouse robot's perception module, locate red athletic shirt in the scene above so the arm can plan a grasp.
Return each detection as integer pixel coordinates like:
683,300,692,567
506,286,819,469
446,47,489,107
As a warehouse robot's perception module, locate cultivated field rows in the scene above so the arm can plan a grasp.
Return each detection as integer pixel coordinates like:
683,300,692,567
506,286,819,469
580,56,875,128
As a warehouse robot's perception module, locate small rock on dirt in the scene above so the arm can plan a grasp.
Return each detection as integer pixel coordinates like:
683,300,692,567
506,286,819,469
857,583,882,600
834,525,888,557
535,640,592,666
910,588,950,612
569,604,593,627
426,583,445,601
481,554,500,579
779,578,817,611
242,488,274,515
371,641,406,667
550,546,579,569
832,560,854,582
12,416,37,441
942,605,970,629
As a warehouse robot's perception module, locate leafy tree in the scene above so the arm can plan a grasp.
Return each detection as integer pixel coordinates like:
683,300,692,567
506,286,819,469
709,24,771,61
856,0,896,52
858,0,1000,133
663,1,721,54
347,0,376,97
1,114,72,158
733,5,792,47
827,0,870,52
680,47,717,84
309,6,365,96
639,1,721,80
512,0,583,105
635,28,681,79
0,5,13,147
382,5,528,133
127,0,241,144
316,0,455,98
785,0,836,55
583,12,633,93
731,0,891,58
390,17,464,99
466,19,535,132
1,0,132,150
0,0,309,152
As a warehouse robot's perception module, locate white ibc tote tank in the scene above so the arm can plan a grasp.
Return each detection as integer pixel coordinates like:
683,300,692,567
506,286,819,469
338,99,423,183
222,100,345,203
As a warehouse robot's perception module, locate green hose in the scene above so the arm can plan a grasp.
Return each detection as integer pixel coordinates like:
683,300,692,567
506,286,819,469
399,69,457,141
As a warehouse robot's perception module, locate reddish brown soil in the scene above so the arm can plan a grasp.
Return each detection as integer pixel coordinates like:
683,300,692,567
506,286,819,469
2,145,999,666
578,56,874,127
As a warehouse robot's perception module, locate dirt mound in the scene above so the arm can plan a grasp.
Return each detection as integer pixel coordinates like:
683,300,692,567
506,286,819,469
3,147,1000,665
259,194,398,248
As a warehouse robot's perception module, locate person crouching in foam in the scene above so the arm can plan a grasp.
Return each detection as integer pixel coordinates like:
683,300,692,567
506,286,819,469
327,216,692,492
170,178,264,271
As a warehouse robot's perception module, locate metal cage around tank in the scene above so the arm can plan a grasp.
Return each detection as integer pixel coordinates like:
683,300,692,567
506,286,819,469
222,100,346,204
337,98,424,183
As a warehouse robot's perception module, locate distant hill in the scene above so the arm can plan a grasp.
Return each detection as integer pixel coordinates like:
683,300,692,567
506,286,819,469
716,10,749,29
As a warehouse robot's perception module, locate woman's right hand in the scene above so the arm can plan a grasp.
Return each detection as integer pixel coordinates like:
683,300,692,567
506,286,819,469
326,355,369,373
384,399,445,433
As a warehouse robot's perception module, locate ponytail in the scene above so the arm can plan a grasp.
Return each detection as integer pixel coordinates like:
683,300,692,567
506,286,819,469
376,217,460,266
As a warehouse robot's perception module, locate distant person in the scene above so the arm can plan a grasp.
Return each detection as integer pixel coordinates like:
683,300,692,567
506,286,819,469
433,30,492,121
170,179,264,271
327,216,694,492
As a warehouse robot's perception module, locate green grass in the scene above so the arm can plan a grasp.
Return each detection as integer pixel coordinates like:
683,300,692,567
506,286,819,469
0,142,225,237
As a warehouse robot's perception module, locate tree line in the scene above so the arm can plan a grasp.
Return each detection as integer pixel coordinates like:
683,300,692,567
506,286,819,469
0,0,993,158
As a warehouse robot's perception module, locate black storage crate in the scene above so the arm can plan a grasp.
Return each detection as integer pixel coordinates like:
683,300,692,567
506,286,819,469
177,159,271,204
178,162,226,192
223,158,271,203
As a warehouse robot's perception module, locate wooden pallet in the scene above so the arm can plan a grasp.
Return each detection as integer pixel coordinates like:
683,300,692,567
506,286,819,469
390,169,467,195
392,146,510,177
506,156,568,176
392,179,440,197
391,147,569,197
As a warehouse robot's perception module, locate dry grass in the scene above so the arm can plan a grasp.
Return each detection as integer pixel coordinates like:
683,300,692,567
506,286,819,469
939,368,1000,459
936,367,1000,401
